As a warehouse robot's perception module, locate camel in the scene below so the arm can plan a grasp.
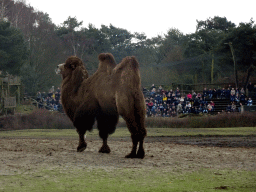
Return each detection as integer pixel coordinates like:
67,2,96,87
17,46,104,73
56,53,147,158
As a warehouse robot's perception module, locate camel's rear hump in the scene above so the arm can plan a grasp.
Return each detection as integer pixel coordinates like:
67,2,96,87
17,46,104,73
98,53,116,74
113,56,141,89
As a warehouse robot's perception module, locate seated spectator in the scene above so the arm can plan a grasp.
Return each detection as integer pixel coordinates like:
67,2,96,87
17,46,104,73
226,104,231,112
225,88,231,99
216,88,221,99
230,93,235,102
202,88,208,99
198,104,203,113
150,84,156,91
208,89,213,99
240,93,246,104
244,98,248,106
235,88,240,96
150,88,156,97
197,93,202,99
175,88,181,98
158,85,163,93
162,93,167,103
230,87,236,95
53,104,58,111
210,101,215,111
207,103,213,112
36,91,41,102
199,98,207,105
168,89,173,96
166,93,172,104
212,89,217,99
235,94,240,103
147,100,154,110
162,108,168,116
176,102,183,114
42,92,46,99
220,88,226,99
151,105,157,116
48,91,53,98
146,108,152,117
238,102,244,113
192,90,197,100
240,87,245,95
202,104,208,113
231,102,236,112
159,103,164,113
193,98,200,107
163,101,168,109
58,104,63,113
190,106,196,114
187,93,192,101
156,94,162,104
247,98,253,106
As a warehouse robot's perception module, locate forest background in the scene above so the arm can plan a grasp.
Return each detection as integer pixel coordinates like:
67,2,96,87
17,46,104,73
0,0,256,96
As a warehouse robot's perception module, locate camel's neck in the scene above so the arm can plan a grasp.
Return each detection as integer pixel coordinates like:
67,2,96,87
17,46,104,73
61,74,88,106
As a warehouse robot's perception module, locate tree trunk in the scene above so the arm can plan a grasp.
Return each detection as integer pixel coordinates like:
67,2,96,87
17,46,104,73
243,64,254,91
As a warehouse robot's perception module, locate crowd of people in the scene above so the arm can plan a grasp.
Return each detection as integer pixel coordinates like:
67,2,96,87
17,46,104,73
35,87,63,112
35,82,255,117
144,82,256,117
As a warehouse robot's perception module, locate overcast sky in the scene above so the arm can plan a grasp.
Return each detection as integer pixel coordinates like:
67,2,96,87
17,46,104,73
26,0,255,38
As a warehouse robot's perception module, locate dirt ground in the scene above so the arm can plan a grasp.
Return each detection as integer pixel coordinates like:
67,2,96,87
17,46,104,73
0,136,256,176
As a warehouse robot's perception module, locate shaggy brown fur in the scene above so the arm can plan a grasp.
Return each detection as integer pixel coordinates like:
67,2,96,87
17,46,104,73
56,53,147,158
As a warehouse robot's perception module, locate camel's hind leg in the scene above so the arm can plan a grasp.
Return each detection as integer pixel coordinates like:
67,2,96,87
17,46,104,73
117,91,146,158
123,116,146,159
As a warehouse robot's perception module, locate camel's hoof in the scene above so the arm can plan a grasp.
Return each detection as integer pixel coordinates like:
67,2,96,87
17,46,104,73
136,149,145,159
77,142,87,152
99,145,111,153
125,152,137,158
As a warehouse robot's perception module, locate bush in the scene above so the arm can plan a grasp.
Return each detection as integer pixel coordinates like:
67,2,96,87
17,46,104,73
144,112,256,128
0,109,73,130
0,110,255,131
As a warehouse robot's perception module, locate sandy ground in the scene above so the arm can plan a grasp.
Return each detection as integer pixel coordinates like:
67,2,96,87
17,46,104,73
0,136,256,176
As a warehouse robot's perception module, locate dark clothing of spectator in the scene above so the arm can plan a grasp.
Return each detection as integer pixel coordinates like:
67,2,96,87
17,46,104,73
247,83,254,92
175,90,181,98
226,105,231,112
225,89,230,99
230,94,235,102
220,89,226,99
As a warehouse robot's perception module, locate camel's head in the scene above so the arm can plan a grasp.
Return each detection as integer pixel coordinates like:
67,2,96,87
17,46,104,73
56,56,87,80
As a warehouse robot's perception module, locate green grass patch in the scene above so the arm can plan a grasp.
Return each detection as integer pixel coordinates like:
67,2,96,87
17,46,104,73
0,168,255,192
15,104,36,115
0,127,255,138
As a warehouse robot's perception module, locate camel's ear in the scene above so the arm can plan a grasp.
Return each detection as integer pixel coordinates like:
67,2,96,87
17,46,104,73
70,64,76,69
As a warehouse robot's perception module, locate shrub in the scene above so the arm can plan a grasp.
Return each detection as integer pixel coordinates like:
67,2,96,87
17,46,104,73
0,109,73,130
143,112,256,128
0,110,255,131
